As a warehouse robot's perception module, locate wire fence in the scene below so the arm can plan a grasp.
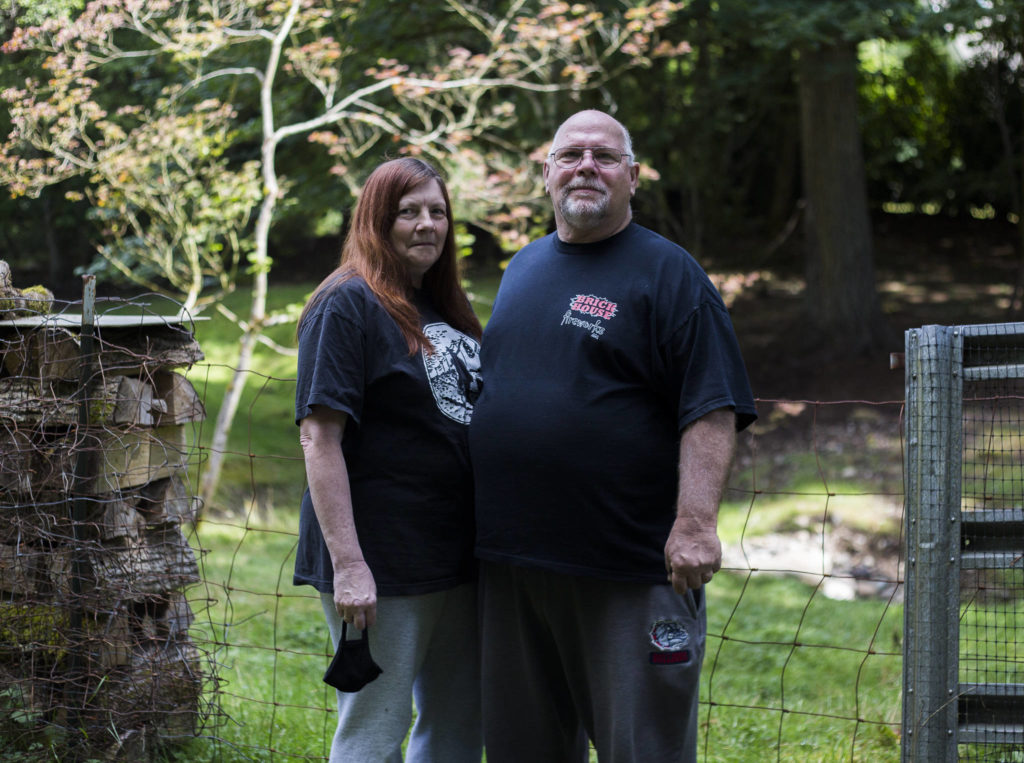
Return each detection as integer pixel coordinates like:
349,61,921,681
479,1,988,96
903,323,1024,763
178,388,912,761
2,293,1021,762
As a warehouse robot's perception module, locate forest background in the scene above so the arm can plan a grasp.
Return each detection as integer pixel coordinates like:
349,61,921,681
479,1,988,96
0,4,1019,759
0,0,1021,502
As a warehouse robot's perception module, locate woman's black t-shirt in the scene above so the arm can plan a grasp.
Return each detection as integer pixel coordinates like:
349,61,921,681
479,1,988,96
293,277,481,596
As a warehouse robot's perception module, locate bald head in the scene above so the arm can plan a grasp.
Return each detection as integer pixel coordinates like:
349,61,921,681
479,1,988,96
551,110,633,158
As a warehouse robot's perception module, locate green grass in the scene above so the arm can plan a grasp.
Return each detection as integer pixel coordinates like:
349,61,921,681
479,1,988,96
169,512,905,763
166,511,906,762
701,574,903,762
161,270,907,761
172,515,335,762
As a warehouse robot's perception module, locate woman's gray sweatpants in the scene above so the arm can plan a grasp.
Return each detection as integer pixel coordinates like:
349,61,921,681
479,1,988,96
320,583,482,763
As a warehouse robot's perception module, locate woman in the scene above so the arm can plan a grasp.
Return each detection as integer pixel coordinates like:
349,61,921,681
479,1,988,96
294,157,483,762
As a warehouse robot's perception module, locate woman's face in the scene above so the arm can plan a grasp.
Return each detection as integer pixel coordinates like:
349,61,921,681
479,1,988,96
389,179,448,288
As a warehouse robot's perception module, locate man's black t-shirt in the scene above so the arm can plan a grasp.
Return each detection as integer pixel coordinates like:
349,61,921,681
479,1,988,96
293,277,482,596
470,223,756,583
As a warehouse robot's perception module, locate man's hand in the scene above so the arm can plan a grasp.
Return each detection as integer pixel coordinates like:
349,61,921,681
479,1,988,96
333,560,377,630
664,519,722,594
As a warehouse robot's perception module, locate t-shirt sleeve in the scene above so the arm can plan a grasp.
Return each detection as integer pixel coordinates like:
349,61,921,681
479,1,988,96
295,297,367,425
663,299,758,434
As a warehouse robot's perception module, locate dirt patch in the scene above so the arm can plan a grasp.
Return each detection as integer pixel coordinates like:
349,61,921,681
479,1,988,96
716,213,1018,599
723,523,903,602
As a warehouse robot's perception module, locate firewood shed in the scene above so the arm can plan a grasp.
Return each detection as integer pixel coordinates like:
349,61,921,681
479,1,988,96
0,298,209,760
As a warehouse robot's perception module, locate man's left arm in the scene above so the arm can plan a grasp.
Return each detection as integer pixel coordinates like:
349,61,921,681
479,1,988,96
665,406,737,594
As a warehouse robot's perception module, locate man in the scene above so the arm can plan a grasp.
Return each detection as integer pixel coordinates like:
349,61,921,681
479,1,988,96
469,110,757,762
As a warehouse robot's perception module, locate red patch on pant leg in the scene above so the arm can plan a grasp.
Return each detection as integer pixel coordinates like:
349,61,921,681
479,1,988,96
649,650,690,665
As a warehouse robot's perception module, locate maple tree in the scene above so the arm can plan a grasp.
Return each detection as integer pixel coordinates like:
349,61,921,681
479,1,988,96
1,0,685,508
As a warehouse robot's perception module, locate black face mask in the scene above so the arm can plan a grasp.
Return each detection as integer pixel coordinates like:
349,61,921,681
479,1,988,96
323,623,383,692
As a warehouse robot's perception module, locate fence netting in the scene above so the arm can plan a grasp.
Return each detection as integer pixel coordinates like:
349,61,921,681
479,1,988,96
958,325,1024,762
8,293,985,761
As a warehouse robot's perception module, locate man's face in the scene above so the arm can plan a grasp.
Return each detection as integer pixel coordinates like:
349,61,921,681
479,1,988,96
543,112,639,242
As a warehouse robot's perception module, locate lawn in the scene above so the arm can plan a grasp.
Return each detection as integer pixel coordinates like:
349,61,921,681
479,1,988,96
169,510,904,762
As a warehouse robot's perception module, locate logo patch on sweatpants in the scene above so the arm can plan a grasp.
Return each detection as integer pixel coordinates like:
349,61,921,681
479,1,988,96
648,619,691,665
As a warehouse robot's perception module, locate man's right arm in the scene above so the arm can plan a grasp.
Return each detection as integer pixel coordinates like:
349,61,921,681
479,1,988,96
664,407,737,594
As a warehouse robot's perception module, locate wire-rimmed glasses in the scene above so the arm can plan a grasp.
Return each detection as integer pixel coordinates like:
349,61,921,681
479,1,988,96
549,146,632,169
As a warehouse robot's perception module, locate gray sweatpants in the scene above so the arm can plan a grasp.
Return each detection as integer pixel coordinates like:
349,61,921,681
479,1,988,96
479,561,705,763
320,583,482,763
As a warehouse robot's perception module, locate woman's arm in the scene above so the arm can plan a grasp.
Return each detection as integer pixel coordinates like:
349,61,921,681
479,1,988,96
299,405,377,629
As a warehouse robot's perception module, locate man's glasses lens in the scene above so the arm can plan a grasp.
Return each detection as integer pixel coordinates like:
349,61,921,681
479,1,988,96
552,148,628,168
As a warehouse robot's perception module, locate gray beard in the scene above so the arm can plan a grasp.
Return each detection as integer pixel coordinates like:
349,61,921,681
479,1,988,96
559,191,609,227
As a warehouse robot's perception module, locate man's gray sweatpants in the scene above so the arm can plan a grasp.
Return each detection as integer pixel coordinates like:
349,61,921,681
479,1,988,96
479,561,705,763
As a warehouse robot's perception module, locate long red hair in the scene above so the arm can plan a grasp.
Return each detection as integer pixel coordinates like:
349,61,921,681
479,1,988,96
299,158,482,352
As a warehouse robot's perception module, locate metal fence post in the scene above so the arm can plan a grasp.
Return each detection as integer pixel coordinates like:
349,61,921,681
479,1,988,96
902,324,963,762
68,274,98,737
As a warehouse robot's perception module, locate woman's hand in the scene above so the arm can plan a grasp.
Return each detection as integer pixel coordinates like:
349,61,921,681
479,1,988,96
333,559,377,630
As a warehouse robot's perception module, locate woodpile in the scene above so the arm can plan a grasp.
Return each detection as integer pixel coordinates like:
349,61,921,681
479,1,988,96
0,272,208,760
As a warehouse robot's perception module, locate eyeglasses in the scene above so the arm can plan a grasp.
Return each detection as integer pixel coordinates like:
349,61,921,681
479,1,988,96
549,146,632,169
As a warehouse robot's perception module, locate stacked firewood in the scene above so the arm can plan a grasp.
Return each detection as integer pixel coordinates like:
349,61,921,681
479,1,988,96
0,264,208,760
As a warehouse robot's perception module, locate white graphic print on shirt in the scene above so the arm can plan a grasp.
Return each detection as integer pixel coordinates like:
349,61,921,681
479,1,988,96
421,323,482,424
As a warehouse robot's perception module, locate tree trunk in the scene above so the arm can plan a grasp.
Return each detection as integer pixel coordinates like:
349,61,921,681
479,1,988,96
41,192,62,287
196,168,273,514
196,1,299,512
796,42,888,354
196,311,260,512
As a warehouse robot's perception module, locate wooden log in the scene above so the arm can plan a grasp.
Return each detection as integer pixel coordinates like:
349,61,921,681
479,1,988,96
87,525,199,601
2,328,79,380
0,542,34,596
159,591,195,640
137,475,194,525
0,375,162,427
0,542,75,603
91,425,189,494
87,496,146,543
0,428,36,495
0,542,73,600
151,372,205,425
92,329,204,375
0,378,77,425
87,594,193,668
110,376,157,427
89,640,202,739
92,610,133,670
0,498,70,546
0,323,203,382
0,478,192,546
47,547,72,599
0,429,76,497
61,479,191,538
